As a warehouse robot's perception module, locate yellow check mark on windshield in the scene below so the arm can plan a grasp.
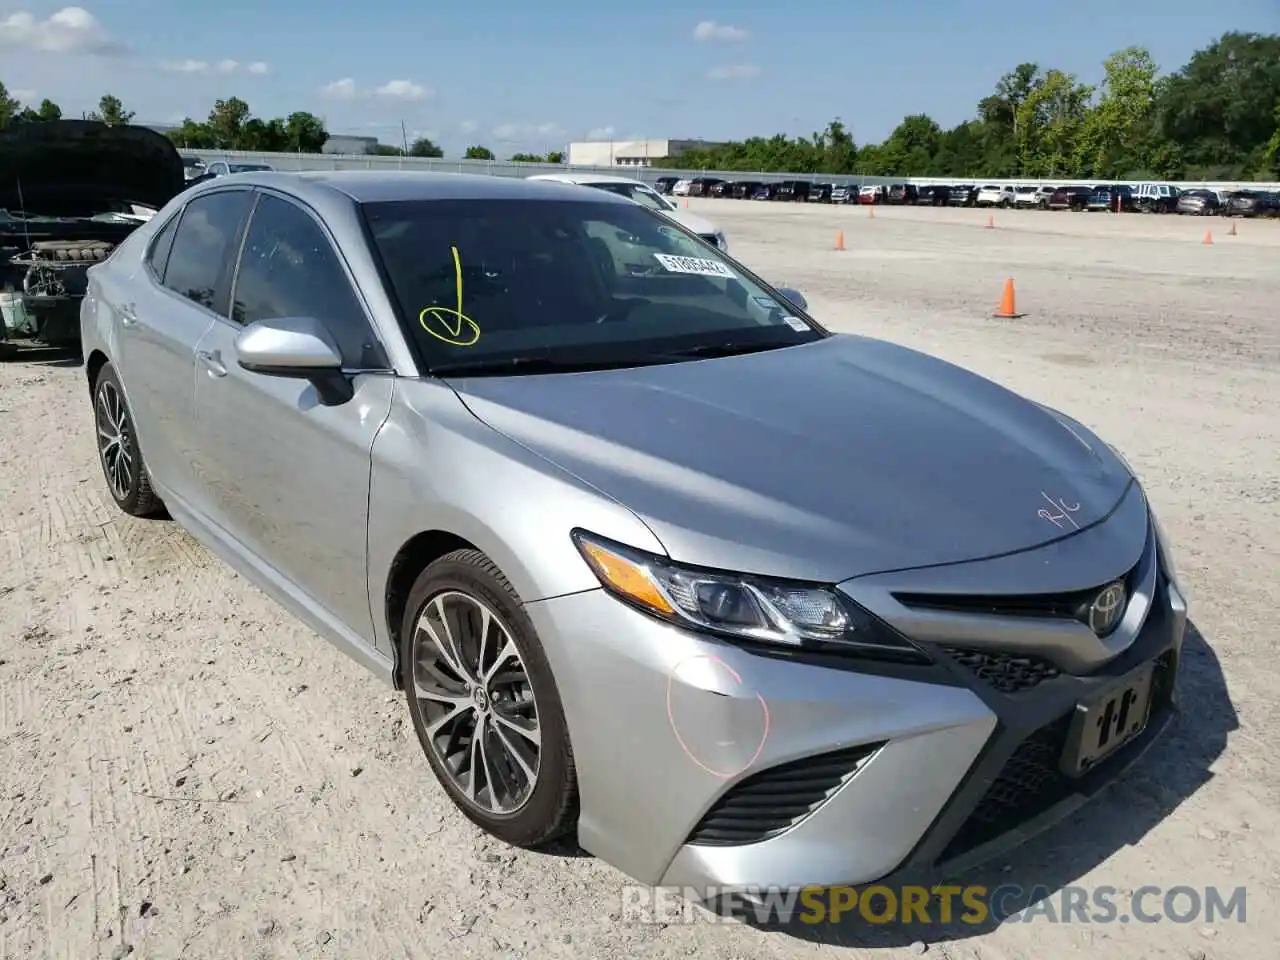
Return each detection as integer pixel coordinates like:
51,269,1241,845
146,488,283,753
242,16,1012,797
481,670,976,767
418,245,481,346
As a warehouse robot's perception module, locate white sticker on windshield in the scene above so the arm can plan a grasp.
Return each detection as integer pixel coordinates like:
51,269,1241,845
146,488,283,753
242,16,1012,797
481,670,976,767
782,316,809,332
653,253,736,278
752,295,780,311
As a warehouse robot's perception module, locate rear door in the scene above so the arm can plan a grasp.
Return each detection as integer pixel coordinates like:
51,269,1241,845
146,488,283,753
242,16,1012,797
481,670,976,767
117,188,254,513
188,190,395,640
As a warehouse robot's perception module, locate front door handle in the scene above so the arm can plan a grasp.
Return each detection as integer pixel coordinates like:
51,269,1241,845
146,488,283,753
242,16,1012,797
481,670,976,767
196,349,227,377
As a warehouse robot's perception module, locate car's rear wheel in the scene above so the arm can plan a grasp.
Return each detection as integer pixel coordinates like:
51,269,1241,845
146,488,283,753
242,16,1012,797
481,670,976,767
93,362,163,517
401,549,578,847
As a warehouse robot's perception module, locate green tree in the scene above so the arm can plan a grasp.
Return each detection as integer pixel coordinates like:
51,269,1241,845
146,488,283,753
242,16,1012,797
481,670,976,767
374,144,405,156
546,149,565,164
0,81,19,129
206,97,251,148
15,98,63,123
408,136,443,157
464,145,494,160
509,152,543,162
1075,47,1159,178
284,112,328,153
89,93,134,126
1016,70,1094,176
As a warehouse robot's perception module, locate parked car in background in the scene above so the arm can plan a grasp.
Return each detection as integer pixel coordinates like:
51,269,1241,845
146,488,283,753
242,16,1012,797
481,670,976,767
808,183,834,203
751,183,776,201
1221,190,1275,217
527,173,728,251
1087,185,1136,212
181,155,206,181
1046,185,1091,211
687,178,724,198
775,180,812,201
671,179,692,196
652,176,679,195
886,184,919,205
1175,189,1221,216
731,180,762,199
830,184,856,204
1133,184,1180,213
859,184,885,205
81,169,1187,898
916,185,951,206
975,184,1015,208
205,160,276,178
947,184,978,206
708,181,732,198
1,119,185,352
1013,185,1056,208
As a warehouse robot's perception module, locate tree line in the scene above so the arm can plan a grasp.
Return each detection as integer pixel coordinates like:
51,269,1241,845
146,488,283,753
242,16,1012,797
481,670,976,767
668,33,1280,181
2,32,1275,177
0,87,563,162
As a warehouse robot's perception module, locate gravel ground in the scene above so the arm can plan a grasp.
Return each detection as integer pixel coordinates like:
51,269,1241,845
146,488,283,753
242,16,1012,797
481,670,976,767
1,200,1277,960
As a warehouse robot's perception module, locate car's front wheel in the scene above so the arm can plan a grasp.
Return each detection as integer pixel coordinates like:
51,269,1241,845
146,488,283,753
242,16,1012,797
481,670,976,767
401,549,578,847
93,362,163,517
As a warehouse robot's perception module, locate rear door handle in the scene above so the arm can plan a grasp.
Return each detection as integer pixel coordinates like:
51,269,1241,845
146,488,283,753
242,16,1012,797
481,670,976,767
196,349,227,377
119,302,138,327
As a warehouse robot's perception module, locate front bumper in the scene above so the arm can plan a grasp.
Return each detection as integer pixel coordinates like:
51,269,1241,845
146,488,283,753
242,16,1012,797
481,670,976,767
525,493,1186,891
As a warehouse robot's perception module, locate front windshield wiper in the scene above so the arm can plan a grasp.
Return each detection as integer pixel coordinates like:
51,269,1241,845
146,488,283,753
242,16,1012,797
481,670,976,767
430,355,672,377
653,339,805,361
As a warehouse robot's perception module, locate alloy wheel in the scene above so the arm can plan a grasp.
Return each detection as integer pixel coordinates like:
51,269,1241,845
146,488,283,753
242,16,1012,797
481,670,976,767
96,379,133,501
410,591,542,814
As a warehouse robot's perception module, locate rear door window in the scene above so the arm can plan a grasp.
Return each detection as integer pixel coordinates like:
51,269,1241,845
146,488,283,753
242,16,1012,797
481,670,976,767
161,190,253,315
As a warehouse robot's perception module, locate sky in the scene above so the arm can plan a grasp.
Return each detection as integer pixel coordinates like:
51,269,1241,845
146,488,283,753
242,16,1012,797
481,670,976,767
1,1,1276,155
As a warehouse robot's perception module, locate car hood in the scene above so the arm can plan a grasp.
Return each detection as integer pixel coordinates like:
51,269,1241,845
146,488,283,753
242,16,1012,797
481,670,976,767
448,335,1134,582
0,120,186,214
661,207,719,237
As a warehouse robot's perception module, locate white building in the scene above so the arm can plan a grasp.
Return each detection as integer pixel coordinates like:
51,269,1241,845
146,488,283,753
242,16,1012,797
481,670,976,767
566,138,724,168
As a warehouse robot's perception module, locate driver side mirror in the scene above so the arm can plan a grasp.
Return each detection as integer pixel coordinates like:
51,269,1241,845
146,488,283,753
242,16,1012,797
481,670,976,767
235,316,354,406
775,287,808,313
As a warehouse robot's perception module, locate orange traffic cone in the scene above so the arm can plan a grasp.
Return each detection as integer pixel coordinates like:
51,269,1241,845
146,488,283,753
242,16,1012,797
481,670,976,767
1228,221,1237,236
1202,229,1213,245
834,230,846,251
985,214,995,229
993,278,1024,318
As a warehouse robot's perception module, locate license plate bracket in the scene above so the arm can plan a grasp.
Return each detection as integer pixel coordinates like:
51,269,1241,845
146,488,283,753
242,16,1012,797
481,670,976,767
1060,665,1155,778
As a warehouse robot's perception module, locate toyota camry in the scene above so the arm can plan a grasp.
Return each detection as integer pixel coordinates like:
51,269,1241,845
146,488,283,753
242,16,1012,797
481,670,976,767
81,171,1186,894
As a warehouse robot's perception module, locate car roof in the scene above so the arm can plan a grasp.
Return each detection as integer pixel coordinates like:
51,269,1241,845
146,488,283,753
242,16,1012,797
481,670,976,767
527,172,649,188
192,170,634,205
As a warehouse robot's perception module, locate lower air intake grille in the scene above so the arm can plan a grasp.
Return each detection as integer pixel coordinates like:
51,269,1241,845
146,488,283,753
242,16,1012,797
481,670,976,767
687,742,883,846
943,647,1062,694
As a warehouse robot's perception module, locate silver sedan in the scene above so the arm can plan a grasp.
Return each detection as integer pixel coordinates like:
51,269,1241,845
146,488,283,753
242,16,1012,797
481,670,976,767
81,171,1187,894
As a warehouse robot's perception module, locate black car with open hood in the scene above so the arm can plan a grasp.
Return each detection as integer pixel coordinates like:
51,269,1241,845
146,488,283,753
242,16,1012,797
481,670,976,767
1,120,186,352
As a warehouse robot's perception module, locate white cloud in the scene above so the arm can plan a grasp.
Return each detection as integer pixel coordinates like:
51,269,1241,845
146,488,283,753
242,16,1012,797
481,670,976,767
0,6,125,55
375,79,432,101
12,88,36,102
215,59,238,74
693,20,747,42
459,119,478,133
586,125,616,140
160,58,209,73
707,63,760,81
320,77,358,100
247,61,269,75
492,121,565,142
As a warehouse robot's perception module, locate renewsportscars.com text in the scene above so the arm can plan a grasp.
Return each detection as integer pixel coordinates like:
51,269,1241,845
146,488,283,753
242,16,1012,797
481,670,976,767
621,884,1248,926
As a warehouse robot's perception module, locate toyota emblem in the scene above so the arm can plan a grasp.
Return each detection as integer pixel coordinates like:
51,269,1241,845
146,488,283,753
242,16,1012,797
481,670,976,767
1087,581,1127,636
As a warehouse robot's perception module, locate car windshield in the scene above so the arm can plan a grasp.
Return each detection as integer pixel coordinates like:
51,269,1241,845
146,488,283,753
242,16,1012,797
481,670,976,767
230,163,272,173
585,182,673,212
362,198,823,374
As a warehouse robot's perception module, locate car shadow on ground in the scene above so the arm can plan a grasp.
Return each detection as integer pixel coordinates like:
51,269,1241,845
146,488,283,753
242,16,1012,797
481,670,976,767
746,619,1235,949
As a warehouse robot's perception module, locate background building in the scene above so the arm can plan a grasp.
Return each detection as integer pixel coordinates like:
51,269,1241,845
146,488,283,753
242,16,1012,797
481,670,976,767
567,138,725,167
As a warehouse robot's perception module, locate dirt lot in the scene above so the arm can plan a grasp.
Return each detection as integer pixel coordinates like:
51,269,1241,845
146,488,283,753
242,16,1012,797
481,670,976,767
2,200,1278,960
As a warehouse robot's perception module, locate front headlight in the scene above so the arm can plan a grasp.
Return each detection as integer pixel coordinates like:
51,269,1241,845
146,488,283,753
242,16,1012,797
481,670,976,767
572,530,928,662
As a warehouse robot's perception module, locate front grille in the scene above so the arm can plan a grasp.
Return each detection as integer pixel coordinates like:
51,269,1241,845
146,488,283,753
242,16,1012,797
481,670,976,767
943,646,1061,694
939,649,1177,864
687,742,883,846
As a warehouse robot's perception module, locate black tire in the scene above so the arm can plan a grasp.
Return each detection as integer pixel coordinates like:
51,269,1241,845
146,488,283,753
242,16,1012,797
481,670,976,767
400,549,578,847
92,361,163,517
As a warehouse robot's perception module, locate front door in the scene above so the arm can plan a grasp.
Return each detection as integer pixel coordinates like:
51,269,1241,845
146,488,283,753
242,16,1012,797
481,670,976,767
117,189,253,513
189,191,394,640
